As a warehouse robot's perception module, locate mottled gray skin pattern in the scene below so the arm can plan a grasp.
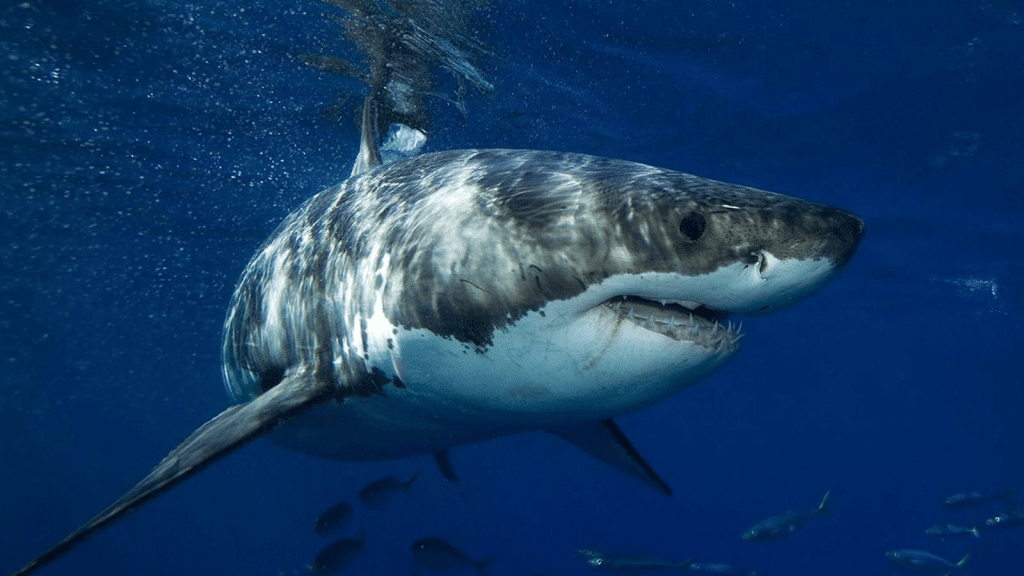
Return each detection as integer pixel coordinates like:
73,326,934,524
222,149,861,401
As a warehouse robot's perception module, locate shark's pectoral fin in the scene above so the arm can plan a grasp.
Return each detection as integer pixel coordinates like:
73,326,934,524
547,419,672,495
12,373,333,576
433,450,458,483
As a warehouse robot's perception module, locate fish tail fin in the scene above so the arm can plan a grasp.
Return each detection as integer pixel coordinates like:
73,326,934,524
405,471,420,488
970,526,982,540
817,490,832,513
475,556,495,576
433,450,459,483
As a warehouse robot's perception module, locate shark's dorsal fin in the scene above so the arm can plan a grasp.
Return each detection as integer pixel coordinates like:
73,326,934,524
11,374,333,576
349,95,382,178
547,419,672,495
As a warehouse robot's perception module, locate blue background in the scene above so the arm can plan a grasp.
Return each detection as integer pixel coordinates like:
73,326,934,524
2,1,1022,574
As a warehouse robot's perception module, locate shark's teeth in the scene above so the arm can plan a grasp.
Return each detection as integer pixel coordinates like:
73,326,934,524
601,296,743,350
655,298,702,310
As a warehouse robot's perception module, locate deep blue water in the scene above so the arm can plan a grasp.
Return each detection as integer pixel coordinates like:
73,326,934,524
2,1,1023,575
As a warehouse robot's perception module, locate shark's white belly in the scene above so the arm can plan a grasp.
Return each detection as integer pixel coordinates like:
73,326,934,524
271,289,739,460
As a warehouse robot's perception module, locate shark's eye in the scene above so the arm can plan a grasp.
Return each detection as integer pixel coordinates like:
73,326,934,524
679,212,706,242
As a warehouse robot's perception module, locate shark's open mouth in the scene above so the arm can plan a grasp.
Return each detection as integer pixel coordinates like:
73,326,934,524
602,295,742,349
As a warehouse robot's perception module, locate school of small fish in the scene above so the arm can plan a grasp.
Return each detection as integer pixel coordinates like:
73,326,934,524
573,487,1021,576
880,488,1019,574
274,471,492,576
274,478,1021,575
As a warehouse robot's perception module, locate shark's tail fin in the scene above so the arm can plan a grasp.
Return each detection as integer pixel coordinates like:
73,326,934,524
303,0,493,174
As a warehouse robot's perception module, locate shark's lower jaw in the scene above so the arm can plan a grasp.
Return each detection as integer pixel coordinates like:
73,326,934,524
601,295,742,352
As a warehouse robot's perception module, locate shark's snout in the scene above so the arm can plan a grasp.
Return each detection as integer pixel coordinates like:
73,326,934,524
743,205,862,315
831,209,865,270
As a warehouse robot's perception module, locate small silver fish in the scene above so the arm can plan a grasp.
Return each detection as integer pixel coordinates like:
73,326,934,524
579,549,692,572
688,561,755,575
314,501,354,536
942,489,1011,509
411,537,491,575
923,523,981,540
358,472,418,507
884,549,969,573
742,491,830,542
985,506,1024,528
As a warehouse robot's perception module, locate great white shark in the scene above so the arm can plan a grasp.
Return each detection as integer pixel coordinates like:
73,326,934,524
10,149,862,574
10,95,863,575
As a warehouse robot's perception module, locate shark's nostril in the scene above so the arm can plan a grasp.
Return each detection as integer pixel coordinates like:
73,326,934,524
743,250,768,277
